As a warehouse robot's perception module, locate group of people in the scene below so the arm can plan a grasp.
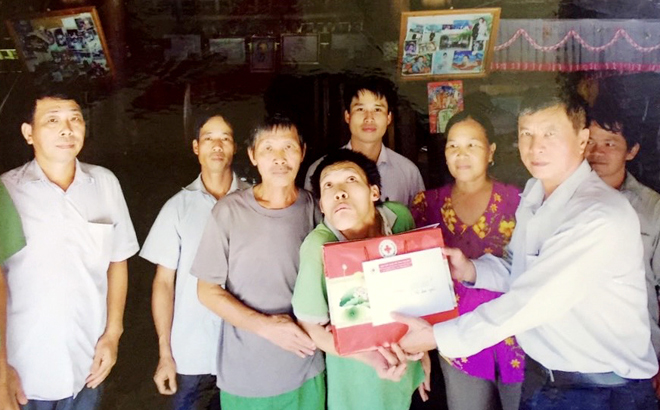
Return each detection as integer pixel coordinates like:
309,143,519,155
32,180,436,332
0,76,659,410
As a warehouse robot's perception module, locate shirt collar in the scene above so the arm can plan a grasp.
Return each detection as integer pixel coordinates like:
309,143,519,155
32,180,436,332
344,141,388,165
323,204,398,241
520,160,592,210
21,158,93,185
184,172,241,196
620,171,639,192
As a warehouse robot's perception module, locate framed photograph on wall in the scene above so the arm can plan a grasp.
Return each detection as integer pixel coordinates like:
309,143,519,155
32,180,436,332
209,37,246,64
5,6,113,81
427,80,463,134
249,36,276,73
281,34,319,65
398,8,500,80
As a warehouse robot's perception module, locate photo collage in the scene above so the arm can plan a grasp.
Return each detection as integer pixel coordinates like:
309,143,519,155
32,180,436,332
9,11,110,81
401,13,493,77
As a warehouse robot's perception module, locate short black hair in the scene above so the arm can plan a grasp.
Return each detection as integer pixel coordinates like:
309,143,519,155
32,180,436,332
444,110,495,142
519,86,587,132
193,111,233,141
310,149,382,206
248,113,303,150
23,86,83,124
343,76,397,114
588,96,640,150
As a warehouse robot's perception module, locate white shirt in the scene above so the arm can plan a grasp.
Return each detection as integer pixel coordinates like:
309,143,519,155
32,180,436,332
433,160,658,379
140,173,249,375
304,142,425,206
1,160,139,400
621,171,660,358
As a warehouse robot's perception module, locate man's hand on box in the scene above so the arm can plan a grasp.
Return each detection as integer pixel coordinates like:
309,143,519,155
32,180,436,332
443,247,476,284
391,313,437,355
259,314,316,358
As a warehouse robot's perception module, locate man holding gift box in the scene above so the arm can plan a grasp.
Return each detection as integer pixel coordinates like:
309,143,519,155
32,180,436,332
191,115,325,410
396,88,659,410
292,149,428,410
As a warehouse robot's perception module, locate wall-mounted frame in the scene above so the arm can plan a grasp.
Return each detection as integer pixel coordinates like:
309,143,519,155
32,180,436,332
249,36,276,73
209,37,246,64
281,34,320,65
398,8,500,80
5,6,113,81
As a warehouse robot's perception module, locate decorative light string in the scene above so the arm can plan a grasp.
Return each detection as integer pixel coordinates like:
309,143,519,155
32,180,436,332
494,28,660,53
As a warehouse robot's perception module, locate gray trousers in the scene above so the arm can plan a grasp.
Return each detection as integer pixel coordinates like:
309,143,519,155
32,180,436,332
440,357,522,410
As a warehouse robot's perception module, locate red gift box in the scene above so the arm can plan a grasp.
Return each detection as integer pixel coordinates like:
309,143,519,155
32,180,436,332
323,227,459,356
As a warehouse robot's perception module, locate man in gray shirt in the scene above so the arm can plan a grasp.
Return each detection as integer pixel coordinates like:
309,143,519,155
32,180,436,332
304,77,425,206
191,115,325,410
586,97,660,396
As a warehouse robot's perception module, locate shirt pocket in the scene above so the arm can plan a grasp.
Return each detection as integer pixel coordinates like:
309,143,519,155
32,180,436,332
87,222,114,264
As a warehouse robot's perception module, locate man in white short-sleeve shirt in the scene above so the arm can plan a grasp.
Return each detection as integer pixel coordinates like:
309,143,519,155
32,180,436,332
396,89,658,410
1,91,139,409
140,113,250,410
304,78,424,206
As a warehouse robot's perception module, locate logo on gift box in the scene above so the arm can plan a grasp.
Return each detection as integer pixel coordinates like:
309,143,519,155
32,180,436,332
378,239,397,257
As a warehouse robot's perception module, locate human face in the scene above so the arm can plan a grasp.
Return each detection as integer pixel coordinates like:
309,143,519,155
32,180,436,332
586,121,638,186
518,105,589,196
319,161,380,234
248,126,305,187
192,116,235,174
21,97,85,166
344,90,392,145
445,118,495,184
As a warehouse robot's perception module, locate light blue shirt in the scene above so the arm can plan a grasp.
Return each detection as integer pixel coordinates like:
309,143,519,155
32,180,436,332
305,142,425,206
434,161,658,378
622,171,660,358
140,173,249,375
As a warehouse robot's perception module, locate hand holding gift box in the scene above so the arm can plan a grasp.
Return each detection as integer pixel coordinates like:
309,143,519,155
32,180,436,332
323,226,459,355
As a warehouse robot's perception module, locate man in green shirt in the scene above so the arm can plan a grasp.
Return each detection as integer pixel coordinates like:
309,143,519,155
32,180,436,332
0,181,26,409
292,149,428,410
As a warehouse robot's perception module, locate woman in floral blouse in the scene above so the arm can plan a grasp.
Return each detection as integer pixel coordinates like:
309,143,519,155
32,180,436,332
411,110,523,410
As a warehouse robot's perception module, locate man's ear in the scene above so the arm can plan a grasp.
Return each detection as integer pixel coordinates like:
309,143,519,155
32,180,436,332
344,110,350,124
626,142,640,161
386,112,392,126
577,127,590,155
21,123,34,145
370,185,381,202
301,143,307,161
247,147,257,166
192,139,199,155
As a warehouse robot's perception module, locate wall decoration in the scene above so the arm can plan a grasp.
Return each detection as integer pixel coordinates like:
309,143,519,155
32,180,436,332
492,19,660,72
249,36,276,73
281,34,320,65
427,81,463,134
209,37,246,64
5,6,113,81
399,8,500,80
164,35,202,60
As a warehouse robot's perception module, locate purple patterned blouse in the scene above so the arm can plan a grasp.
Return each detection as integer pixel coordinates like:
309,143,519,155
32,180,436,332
411,180,525,383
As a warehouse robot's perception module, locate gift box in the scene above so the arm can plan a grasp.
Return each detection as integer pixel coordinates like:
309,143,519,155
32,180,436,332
323,227,459,355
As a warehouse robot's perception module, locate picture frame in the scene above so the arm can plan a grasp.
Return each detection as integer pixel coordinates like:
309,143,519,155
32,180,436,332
281,34,320,65
209,37,246,64
5,6,113,81
427,80,463,134
249,36,276,73
398,8,500,80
